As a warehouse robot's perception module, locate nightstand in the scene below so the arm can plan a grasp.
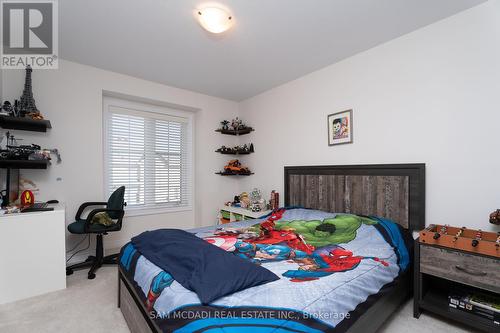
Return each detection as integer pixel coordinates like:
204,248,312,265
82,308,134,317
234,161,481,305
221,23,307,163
414,238,500,332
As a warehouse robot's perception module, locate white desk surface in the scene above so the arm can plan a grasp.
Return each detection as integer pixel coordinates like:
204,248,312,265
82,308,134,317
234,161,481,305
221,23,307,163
0,203,65,220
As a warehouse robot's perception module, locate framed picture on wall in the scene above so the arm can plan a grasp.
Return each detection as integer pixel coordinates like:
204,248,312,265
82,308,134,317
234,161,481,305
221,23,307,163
328,109,353,146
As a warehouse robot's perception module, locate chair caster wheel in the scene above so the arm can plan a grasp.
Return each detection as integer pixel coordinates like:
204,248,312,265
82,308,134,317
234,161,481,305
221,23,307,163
66,269,74,276
88,273,96,279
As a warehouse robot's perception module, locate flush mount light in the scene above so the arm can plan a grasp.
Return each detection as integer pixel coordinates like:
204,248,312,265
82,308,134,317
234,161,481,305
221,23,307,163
197,7,233,34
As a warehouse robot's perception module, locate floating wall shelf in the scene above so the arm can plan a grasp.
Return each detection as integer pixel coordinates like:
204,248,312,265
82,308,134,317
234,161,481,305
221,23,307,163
215,149,253,155
215,128,254,136
215,172,254,176
0,159,49,169
0,115,52,132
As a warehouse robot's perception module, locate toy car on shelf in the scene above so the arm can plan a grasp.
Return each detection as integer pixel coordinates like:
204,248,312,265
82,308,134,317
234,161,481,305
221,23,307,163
225,159,250,173
219,159,252,175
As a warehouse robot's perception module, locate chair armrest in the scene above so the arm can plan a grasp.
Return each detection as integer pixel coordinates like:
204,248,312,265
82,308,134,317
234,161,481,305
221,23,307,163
84,208,125,233
75,202,107,220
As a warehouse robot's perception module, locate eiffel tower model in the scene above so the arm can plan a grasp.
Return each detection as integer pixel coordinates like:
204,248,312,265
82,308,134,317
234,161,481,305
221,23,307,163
19,65,41,117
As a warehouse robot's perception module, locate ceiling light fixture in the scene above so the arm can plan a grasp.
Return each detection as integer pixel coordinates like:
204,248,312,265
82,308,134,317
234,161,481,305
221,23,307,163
197,6,233,34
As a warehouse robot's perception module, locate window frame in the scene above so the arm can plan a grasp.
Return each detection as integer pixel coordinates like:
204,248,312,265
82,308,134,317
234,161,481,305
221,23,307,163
103,96,194,216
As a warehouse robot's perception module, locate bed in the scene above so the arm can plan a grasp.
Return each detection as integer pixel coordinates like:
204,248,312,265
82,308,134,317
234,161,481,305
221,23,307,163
118,163,425,333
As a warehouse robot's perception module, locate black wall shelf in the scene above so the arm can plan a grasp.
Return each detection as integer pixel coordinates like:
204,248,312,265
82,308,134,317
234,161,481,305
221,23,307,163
0,115,52,132
215,150,253,155
215,172,254,176
215,128,254,136
0,159,48,169
215,123,254,176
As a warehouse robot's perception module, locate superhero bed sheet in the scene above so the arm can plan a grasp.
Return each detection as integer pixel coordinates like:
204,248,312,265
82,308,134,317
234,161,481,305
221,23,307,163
119,208,412,333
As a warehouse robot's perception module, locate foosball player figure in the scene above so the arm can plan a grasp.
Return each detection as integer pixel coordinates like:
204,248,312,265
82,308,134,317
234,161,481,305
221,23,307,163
453,227,466,242
433,224,448,240
495,232,500,250
471,229,482,247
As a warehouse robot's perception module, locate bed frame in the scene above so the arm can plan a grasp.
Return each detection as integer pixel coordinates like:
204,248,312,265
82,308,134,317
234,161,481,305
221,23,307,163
118,163,425,333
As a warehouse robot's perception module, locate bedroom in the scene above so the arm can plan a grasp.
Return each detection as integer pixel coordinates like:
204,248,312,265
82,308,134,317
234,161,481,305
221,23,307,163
0,0,499,332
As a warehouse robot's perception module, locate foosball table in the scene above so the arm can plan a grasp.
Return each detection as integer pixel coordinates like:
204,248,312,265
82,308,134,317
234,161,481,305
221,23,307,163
419,225,500,258
415,225,500,333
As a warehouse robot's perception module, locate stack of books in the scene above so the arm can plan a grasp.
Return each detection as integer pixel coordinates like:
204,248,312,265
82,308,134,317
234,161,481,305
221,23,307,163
448,292,500,326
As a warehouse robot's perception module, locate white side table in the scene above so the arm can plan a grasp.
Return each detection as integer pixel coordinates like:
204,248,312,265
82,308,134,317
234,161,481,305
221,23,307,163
218,206,272,224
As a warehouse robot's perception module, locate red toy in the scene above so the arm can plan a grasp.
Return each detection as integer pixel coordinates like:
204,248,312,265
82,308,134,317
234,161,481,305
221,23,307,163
20,190,34,206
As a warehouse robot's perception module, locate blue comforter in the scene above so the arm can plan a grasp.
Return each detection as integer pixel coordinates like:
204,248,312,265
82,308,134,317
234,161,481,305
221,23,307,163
130,228,279,304
120,208,411,333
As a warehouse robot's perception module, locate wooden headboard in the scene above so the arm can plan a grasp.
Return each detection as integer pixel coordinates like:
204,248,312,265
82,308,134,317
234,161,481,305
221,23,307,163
284,164,425,231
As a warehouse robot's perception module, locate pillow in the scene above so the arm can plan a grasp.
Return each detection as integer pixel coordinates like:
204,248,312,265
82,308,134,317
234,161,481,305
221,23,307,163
131,229,279,304
91,212,115,226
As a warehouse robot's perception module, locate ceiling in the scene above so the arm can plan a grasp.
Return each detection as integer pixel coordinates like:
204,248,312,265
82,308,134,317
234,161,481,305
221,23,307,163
59,0,486,101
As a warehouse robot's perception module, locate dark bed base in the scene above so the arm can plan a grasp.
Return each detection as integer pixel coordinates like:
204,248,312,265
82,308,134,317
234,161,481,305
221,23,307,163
118,266,411,333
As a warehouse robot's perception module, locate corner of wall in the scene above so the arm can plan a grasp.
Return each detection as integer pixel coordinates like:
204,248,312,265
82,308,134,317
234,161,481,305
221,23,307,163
0,68,3,101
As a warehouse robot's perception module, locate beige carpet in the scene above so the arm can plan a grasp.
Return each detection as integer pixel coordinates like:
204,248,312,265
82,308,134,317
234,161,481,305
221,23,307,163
0,266,477,333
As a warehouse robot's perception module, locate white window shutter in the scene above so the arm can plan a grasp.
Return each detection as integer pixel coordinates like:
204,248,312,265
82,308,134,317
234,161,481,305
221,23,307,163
104,98,192,211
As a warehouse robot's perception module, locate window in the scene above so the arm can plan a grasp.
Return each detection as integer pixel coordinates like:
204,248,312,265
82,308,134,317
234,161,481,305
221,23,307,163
103,97,193,214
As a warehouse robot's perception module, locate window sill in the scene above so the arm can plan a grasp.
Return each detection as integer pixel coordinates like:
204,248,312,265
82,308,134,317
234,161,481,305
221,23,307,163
124,206,193,217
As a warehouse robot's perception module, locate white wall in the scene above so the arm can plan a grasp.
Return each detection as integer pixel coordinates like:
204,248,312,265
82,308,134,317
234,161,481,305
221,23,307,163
239,0,500,231
1,60,240,254
1,0,499,259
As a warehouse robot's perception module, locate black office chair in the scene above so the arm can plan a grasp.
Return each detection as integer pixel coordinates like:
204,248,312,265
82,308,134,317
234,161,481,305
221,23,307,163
66,186,126,279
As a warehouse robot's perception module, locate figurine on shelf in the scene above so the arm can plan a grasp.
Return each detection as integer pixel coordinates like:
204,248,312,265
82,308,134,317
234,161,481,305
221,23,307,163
220,120,230,131
216,143,255,155
231,117,243,131
0,132,61,163
216,117,253,134
2,100,22,117
216,145,231,153
18,66,44,120
1,101,13,116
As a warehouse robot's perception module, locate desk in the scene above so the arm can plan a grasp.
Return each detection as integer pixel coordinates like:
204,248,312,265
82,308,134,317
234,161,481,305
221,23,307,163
0,204,66,305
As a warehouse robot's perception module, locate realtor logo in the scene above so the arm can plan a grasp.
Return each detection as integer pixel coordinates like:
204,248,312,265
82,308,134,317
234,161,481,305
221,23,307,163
1,0,58,69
